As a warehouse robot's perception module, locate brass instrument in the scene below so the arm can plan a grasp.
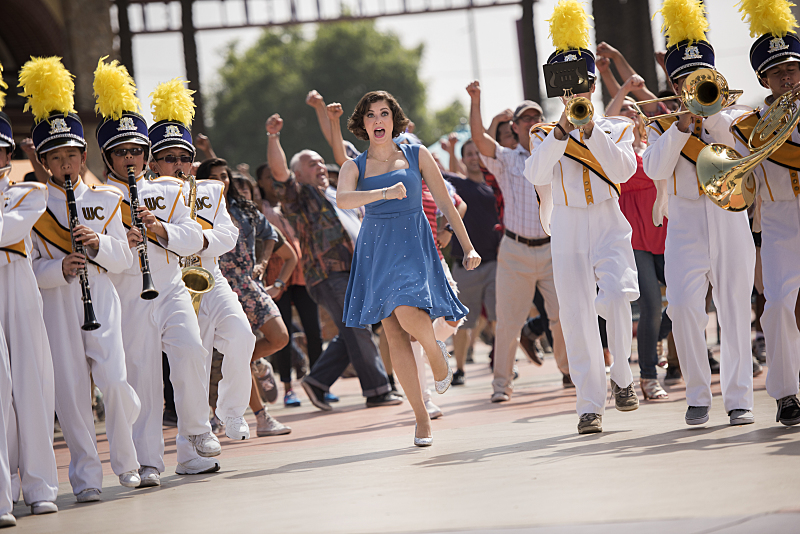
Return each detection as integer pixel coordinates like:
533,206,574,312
65,174,101,331
176,170,215,314
563,89,594,127
127,166,158,300
632,69,743,125
696,90,800,212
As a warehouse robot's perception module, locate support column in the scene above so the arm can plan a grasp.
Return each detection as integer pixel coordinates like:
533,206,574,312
181,0,205,136
117,0,134,78
516,0,541,104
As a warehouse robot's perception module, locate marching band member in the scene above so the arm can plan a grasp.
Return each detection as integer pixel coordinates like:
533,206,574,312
151,81,255,442
0,61,60,516
100,67,221,484
21,57,142,502
732,0,800,426
0,180,16,528
642,0,756,426
525,0,640,435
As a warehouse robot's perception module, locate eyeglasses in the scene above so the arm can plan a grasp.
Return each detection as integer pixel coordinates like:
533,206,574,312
156,154,193,164
112,147,144,157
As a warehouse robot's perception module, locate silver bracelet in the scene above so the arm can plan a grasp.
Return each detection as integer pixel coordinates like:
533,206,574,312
382,187,387,199
267,132,280,138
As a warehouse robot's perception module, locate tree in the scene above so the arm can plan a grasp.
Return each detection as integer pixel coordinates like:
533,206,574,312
416,99,467,144
210,20,428,169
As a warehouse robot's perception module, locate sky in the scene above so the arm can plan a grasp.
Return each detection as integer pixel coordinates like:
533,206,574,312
128,0,775,140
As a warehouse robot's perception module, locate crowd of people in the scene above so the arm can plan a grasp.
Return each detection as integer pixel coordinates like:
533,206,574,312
1,0,800,528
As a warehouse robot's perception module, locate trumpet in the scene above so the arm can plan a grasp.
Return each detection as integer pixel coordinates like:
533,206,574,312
176,170,215,315
632,69,743,125
65,174,101,331
127,165,158,300
696,90,800,212
566,95,594,127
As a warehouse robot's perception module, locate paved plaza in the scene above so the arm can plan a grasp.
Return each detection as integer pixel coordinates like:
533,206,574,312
9,343,800,533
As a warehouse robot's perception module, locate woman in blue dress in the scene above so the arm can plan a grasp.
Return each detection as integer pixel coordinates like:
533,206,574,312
335,91,481,446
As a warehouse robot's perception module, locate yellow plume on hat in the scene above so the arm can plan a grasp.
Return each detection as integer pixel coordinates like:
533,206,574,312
150,78,195,126
0,61,7,111
738,0,798,38
18,56,76,123
93,56,141,120
657,0,709,48
548,0,592,52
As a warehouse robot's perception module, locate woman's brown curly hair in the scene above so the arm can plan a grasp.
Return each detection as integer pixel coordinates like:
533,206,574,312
347,91,410,141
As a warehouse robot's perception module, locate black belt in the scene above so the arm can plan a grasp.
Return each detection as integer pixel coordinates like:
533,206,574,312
505,230,550,247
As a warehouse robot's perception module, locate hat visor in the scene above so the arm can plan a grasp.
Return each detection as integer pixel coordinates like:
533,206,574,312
106,136,150,150
0,140,12,148
759,56,800,76
37,138,86,155
152,140,195,157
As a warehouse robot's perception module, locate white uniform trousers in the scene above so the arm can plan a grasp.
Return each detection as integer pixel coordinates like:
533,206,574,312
665,195,755,412
0,261,58,504
198,273,255,421
111,269,212,472
493,238,568,396
0,327,14,516
40,275,141,494
551,200,639,415
760,199,800,400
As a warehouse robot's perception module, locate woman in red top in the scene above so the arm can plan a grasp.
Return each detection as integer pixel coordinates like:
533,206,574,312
607,82,670,400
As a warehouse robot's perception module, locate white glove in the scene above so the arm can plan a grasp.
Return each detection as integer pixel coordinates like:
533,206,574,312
652,179,669,227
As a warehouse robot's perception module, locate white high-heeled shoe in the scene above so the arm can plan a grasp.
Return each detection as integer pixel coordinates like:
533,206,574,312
434,340,453,394
414,424,432,447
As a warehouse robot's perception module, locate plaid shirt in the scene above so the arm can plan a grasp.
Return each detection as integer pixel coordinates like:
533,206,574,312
273,174,354,287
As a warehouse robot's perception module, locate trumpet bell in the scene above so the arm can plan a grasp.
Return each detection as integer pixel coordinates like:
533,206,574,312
696,144,757,212
181,266,215,315
682,69,726,117
567,97,593,127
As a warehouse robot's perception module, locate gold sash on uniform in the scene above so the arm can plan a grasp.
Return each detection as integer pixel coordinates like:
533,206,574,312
0,240,26,258
533,123,621,196
32,209,103,269
732,111,800,171
652,117,709,165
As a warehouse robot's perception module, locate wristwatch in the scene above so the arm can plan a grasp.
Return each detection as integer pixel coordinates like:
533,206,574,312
274,279,286,290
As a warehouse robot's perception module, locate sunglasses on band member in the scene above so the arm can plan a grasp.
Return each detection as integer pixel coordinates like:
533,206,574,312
156,154,193,164
112,147,145,157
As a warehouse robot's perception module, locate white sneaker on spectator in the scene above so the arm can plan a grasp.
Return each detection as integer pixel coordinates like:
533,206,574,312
31,501,58,514
119,470,141,488
425,400,443,419
176,457,220,475
224,416,250,440
188,431,221,457
76,489,101,503
138,466,160,488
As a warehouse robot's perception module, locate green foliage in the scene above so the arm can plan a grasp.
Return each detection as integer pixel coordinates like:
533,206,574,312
416,99,468,145
210,20,429,169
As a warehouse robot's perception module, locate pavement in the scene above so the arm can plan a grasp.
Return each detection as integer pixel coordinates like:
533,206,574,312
8,341,800,533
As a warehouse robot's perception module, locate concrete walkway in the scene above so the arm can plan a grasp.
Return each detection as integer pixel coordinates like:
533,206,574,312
9,344,800,533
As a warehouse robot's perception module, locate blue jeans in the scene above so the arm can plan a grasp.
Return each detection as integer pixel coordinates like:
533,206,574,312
634,249,672,379
304,272,391,397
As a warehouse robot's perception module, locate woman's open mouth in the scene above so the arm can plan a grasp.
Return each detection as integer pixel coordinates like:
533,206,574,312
374,128,386,139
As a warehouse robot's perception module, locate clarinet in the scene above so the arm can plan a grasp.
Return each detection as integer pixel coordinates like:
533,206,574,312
127,166,159,300
64,174,101,331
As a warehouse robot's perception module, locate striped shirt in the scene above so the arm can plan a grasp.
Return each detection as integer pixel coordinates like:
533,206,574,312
480,143,546,239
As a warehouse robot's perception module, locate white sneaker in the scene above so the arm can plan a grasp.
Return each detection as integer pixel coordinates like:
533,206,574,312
31,501,58,514
175,457,220,475
188,431,221,457
425,400,443,419
119,470,141,488
224,415,250,440
0,513,16,527
138,466,160,488
76,489,101,503
730,409,755,426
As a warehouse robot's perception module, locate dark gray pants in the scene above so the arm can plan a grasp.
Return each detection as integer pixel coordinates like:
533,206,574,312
304,272,391,397
634,249,671,380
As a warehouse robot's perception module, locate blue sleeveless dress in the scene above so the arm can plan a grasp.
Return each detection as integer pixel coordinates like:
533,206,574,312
343,144,469,329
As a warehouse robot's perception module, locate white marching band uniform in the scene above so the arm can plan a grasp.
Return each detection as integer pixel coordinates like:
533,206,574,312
525,117,640,415
0,201,14,518
643,111,756,413
106,173,214,472
733,104,800,403
182,177,253,440
0,176,59,506
30,177,141,495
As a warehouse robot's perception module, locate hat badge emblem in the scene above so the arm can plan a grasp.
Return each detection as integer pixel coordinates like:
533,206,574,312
564,53,578,62
164,124,182,137
49,118,70,134
768,37,789,53
682,46,702,60
118,117,137,131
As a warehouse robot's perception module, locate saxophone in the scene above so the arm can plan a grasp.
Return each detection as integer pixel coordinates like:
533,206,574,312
177,170,215,314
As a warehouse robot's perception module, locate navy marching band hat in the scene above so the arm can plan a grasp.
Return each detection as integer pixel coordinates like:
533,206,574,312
665,40,716,81
547,49,597,80
750,33,800,76
0,112,14,151
31,112,86,156
148,120,195,158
